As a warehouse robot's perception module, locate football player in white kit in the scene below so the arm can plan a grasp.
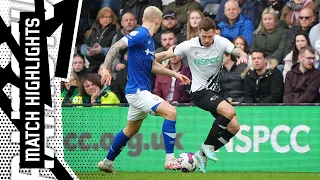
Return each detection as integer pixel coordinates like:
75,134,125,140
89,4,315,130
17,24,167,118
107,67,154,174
155,18,248,173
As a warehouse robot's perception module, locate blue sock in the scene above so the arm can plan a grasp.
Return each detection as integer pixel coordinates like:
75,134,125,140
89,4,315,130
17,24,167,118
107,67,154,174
106,130,130,161
162,119,176,154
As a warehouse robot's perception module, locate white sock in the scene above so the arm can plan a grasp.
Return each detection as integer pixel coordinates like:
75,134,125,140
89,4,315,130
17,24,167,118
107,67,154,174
166,153,174,160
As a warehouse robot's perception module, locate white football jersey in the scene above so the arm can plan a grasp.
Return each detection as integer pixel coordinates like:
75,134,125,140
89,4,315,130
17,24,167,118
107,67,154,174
174,35,235,92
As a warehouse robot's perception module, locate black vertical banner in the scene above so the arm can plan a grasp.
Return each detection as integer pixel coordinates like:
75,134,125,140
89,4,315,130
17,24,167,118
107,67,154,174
19,12,46,168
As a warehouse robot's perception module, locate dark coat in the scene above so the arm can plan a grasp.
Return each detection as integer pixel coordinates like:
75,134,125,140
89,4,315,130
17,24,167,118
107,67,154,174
244,68,284,103
85,23,117,72
221,62,246,103
284,63,320,103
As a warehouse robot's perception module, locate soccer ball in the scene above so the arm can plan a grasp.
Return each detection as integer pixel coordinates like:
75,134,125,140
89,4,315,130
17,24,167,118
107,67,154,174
178,152,198,172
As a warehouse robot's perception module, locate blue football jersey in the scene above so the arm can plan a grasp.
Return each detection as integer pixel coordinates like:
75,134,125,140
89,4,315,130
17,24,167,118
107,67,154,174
122,26,156,95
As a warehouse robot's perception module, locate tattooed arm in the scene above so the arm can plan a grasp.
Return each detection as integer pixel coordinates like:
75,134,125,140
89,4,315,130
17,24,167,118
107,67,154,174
101,39,128,85
231,47,248,65
103,39,128,70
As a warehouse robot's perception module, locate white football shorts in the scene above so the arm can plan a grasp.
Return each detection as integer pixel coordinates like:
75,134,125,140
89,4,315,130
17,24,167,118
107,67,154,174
125,89,164,121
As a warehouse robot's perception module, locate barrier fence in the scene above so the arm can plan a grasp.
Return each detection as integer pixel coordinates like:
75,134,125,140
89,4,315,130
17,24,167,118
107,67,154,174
62,106,320,172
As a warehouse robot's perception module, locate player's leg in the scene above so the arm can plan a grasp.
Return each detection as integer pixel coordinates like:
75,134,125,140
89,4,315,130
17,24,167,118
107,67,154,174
154,100,182,170
97,102,147,173
205,101,239,151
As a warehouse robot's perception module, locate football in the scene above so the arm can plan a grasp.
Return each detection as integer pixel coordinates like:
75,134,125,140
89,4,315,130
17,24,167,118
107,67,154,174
178,152,198,172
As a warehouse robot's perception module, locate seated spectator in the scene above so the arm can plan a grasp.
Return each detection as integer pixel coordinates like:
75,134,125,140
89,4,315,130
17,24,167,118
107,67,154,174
215,0,256,24
153,55,192,104
154,10,186,46
121,0,163,25
61,71,80,103
163,0,202,26
250,7,288,64
183,10,205,40
156,30,177,67
74,73,120,104
255,0,286,28
218,0,254,45
111,12,138,80
72,53,88,80
81,7,120,73
110,52,129,103
284,7,316,57
281,0,316,27
221,53,247,103
284,46,320,103
283,32,319,81
244,50,284,103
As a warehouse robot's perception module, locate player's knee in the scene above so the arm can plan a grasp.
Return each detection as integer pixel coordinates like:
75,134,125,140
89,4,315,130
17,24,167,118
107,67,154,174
224,106,236,120
165,106,177,120
123,126,139,137
230,123,240,134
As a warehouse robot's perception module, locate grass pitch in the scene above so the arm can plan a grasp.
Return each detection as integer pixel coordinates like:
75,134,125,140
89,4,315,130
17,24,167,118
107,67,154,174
76,172,320,180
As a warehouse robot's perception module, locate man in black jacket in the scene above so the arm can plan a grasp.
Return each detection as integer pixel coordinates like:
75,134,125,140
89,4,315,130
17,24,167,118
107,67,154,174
244,50,284,103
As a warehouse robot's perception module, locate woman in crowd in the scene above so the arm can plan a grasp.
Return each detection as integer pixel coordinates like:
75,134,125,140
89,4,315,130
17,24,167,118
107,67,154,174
81,7,120,73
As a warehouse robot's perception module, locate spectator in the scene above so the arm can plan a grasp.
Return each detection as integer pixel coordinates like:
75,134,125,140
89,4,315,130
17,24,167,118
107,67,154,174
284,46,320,103
244,51,284,103
250,7,288,64
215,0,256,24
283,32,319,80
121,0,163,25
154,10,186,46
61,71,80,103
153,55,192,103
74,73,120,104
77,0,101,48
221,53,247,103
284,7,316,57
111,12,139,80
255,0,286,28
156,30,177,66
215,25,222,35
110,52,129,103
163,0,202,25
81,7,120,73
217,0,254,45
72,53,88,80
281,0,316,27
183,10,205,40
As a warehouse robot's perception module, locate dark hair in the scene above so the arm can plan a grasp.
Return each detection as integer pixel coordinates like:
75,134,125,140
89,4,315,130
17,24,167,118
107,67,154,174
161,29,176,37
251,50,266,58
198,18,216,32
293,32,311,65
79,73,102,96
73,53,85,63
233,36,250,54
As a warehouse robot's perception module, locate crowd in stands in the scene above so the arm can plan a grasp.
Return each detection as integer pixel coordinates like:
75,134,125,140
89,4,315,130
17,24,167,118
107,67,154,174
62,0,320,105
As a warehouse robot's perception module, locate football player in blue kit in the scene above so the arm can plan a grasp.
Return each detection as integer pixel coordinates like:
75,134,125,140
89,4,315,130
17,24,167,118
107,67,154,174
97,6,190,173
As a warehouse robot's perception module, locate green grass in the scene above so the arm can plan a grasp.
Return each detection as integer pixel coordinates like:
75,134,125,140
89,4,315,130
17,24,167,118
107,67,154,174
76,172,320,180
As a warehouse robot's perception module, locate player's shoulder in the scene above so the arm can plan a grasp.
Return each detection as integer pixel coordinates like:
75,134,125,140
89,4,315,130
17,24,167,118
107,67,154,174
126,27,148,40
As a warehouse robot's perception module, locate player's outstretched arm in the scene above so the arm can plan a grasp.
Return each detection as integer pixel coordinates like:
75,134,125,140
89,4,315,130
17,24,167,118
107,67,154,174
231,47,249,65
151,60,190,85
155,46,176,63
101,39,128,85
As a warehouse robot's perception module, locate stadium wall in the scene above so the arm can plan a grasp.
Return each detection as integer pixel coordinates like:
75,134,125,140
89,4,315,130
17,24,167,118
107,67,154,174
62,106,320,172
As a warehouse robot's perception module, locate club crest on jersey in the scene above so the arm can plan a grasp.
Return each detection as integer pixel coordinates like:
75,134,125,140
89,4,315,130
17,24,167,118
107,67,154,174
129,31,139,36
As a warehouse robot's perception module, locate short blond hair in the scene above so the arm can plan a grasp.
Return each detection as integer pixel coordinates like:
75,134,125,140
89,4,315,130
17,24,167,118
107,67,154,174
143,6,162,22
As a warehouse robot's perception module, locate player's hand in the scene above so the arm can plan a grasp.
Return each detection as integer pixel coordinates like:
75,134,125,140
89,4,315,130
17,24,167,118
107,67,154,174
174,72,190,85
100,65,112,86
116,63,126,71
236,56,248,65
